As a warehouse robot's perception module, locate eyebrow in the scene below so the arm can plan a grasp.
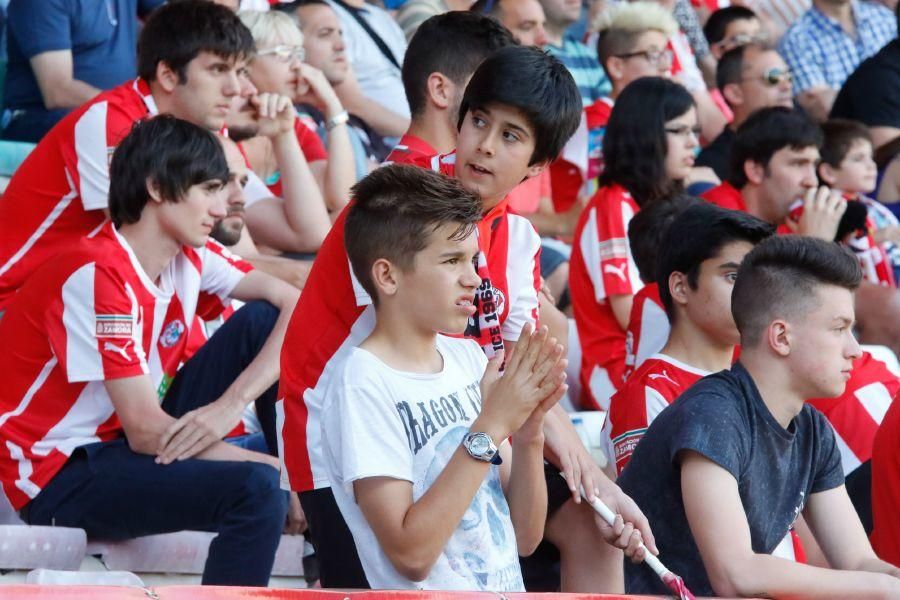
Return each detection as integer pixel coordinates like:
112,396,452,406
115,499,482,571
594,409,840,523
718,261,742,269
502,121,531,138
832,316,853,326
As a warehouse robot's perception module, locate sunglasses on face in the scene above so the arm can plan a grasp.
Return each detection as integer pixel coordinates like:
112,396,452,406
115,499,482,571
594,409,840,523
742,67,792,87
258,45,306,64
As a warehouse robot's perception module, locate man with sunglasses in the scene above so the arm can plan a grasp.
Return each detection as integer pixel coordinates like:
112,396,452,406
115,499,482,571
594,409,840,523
697,43,794,181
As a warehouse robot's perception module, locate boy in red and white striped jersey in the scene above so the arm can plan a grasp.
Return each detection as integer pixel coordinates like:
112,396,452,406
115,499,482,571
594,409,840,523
0,116,299,587
611,202,773,474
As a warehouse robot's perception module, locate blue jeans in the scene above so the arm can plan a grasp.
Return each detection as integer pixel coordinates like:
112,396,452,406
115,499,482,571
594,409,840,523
21,301,287,585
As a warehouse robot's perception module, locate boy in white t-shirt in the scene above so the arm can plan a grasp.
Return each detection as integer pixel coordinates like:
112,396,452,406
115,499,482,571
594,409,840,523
320,163,576,590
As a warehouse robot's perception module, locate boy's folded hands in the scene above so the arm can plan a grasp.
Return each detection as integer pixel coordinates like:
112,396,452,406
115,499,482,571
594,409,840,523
476,324,568,443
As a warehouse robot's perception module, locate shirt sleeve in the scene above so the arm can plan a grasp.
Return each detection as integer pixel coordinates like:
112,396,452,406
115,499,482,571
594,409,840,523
7,0,71,57
779,31,826,93
597,194,636,298
668,390,750,479
809,408,846,494
501,216,541,342
48,262,148,383
322,368,415,496
196,241,253,320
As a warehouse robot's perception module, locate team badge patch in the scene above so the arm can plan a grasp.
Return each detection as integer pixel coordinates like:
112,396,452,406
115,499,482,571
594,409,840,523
159,320,185,348
95,314,133,338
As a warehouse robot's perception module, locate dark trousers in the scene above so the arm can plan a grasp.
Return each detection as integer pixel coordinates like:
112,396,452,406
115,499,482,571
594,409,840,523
21,301,287,586
299,487,370,589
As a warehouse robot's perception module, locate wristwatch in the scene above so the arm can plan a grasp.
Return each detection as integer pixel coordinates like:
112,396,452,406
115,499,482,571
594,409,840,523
325,110,350,131
463,432,502,465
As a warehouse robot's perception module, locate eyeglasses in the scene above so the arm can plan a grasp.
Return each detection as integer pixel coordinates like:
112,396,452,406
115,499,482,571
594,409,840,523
664,125,702,139
712,32,769,51
258,45,306,63
744,67,793,87
614,48,673,68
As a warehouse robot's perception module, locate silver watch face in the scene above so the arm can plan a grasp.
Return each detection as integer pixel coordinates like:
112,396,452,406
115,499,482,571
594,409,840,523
470,434,491,455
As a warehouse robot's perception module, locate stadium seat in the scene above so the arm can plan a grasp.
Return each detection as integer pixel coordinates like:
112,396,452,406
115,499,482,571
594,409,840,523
0,525,87,571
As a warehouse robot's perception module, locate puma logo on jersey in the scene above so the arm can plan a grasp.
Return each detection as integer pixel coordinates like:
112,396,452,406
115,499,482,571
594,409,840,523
103,340,133,361
648,370,678,386
603,263,628,281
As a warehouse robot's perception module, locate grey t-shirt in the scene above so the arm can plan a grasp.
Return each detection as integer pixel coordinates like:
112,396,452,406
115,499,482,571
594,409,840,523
618,362,844,596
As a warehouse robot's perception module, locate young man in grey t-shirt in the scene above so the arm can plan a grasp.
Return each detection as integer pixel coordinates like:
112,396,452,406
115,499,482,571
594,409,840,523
619,235,900,598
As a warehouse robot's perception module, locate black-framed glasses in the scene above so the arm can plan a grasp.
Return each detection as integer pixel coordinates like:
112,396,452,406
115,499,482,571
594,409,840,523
614,48,673,68
743,67,792,87
664,125,702,139
258,45,306,63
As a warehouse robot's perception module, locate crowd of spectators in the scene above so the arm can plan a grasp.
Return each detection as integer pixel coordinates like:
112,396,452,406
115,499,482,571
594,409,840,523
1,0,900,596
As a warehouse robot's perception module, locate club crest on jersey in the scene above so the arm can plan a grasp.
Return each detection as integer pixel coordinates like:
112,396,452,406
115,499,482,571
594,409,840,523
95,314,133,338
159,320,185,348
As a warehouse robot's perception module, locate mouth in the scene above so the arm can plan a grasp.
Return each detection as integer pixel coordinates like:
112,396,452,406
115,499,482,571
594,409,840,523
455,296,477,315
467,163,493,177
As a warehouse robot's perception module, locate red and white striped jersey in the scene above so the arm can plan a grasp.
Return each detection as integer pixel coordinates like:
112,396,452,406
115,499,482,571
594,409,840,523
569,184,642,410
807,351,900,475
277,152,542,492
609,353,710,474
624,283,670,381
0,222,251,509
0,79,158,311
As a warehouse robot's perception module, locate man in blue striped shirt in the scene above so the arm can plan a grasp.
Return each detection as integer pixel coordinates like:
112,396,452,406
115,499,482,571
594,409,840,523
779,0,896,122
538,0,611,106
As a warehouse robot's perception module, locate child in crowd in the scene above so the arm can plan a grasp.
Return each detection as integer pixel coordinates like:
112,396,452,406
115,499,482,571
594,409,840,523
569,76,697,411
818,118,900,284
622,195,696,379
279,45,654,591
611,203,774,474
619,235,900,597
321,164,570,590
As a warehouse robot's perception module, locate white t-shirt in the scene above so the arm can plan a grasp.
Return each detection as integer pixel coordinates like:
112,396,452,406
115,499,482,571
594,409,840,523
321,335,525,592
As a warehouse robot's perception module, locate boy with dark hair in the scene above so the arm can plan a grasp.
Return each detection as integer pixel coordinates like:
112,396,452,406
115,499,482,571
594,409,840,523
619,235,900,597
703,6,765,59
279,45,656,591
323,164,568,590
611,203,774,473
622,195,697,380
0,0,288,311
0,116,299,586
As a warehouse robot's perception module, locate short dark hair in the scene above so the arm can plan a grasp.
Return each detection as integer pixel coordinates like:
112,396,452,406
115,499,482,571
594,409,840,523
732,236,861,348
272,0,330,13
600,76,695,205
628,194,700,284
109,115,229,227
728,107,822,189
703,5,757,46
138,1,255,83
658,203,774,322
458,45,581,165
819,118,873,168
345,164,483,305
403,13,517,119
716,42,775,93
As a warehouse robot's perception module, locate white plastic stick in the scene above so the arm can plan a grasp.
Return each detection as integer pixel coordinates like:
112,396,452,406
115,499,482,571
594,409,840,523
584,494,669,578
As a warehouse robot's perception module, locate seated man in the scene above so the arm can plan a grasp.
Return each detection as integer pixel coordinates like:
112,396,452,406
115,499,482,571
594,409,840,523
697,42,794,181
323,164,568,590
0,116,299,586
1,0,165,142
620,235,900,597
611,202,774,474
778,0,896,122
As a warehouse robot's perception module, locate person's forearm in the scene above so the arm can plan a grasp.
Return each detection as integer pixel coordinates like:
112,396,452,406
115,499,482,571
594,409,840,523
506,435,547,556
195,438,280,468
692,88,727,143
247,255,311,290
215,288,298,413
40,79,100,110
321,106,356,213
797,87,838,123
712,553,900,599
338,91,409,137
526,211,572,238
272,131,331,247
854,556,900,578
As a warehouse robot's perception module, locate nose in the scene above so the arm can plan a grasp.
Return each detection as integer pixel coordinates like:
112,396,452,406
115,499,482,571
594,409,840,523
463,260,482,289
228,181,246,212
801,165,818,188
334,35,345,52
846,330,862,361
237,72,257,98
477,129,496,157
210,188,228,219
535,26,548,47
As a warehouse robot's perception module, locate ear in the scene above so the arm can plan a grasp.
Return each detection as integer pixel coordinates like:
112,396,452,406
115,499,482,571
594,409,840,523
606,57,625,83
766,319,791,357
744,159,766,186
668,271,690,308
818,162,838,186
146,177,164,204
722,82,744,108
155,61,180,94
523,160,549,180
370,258,400,299
426,72,453,110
